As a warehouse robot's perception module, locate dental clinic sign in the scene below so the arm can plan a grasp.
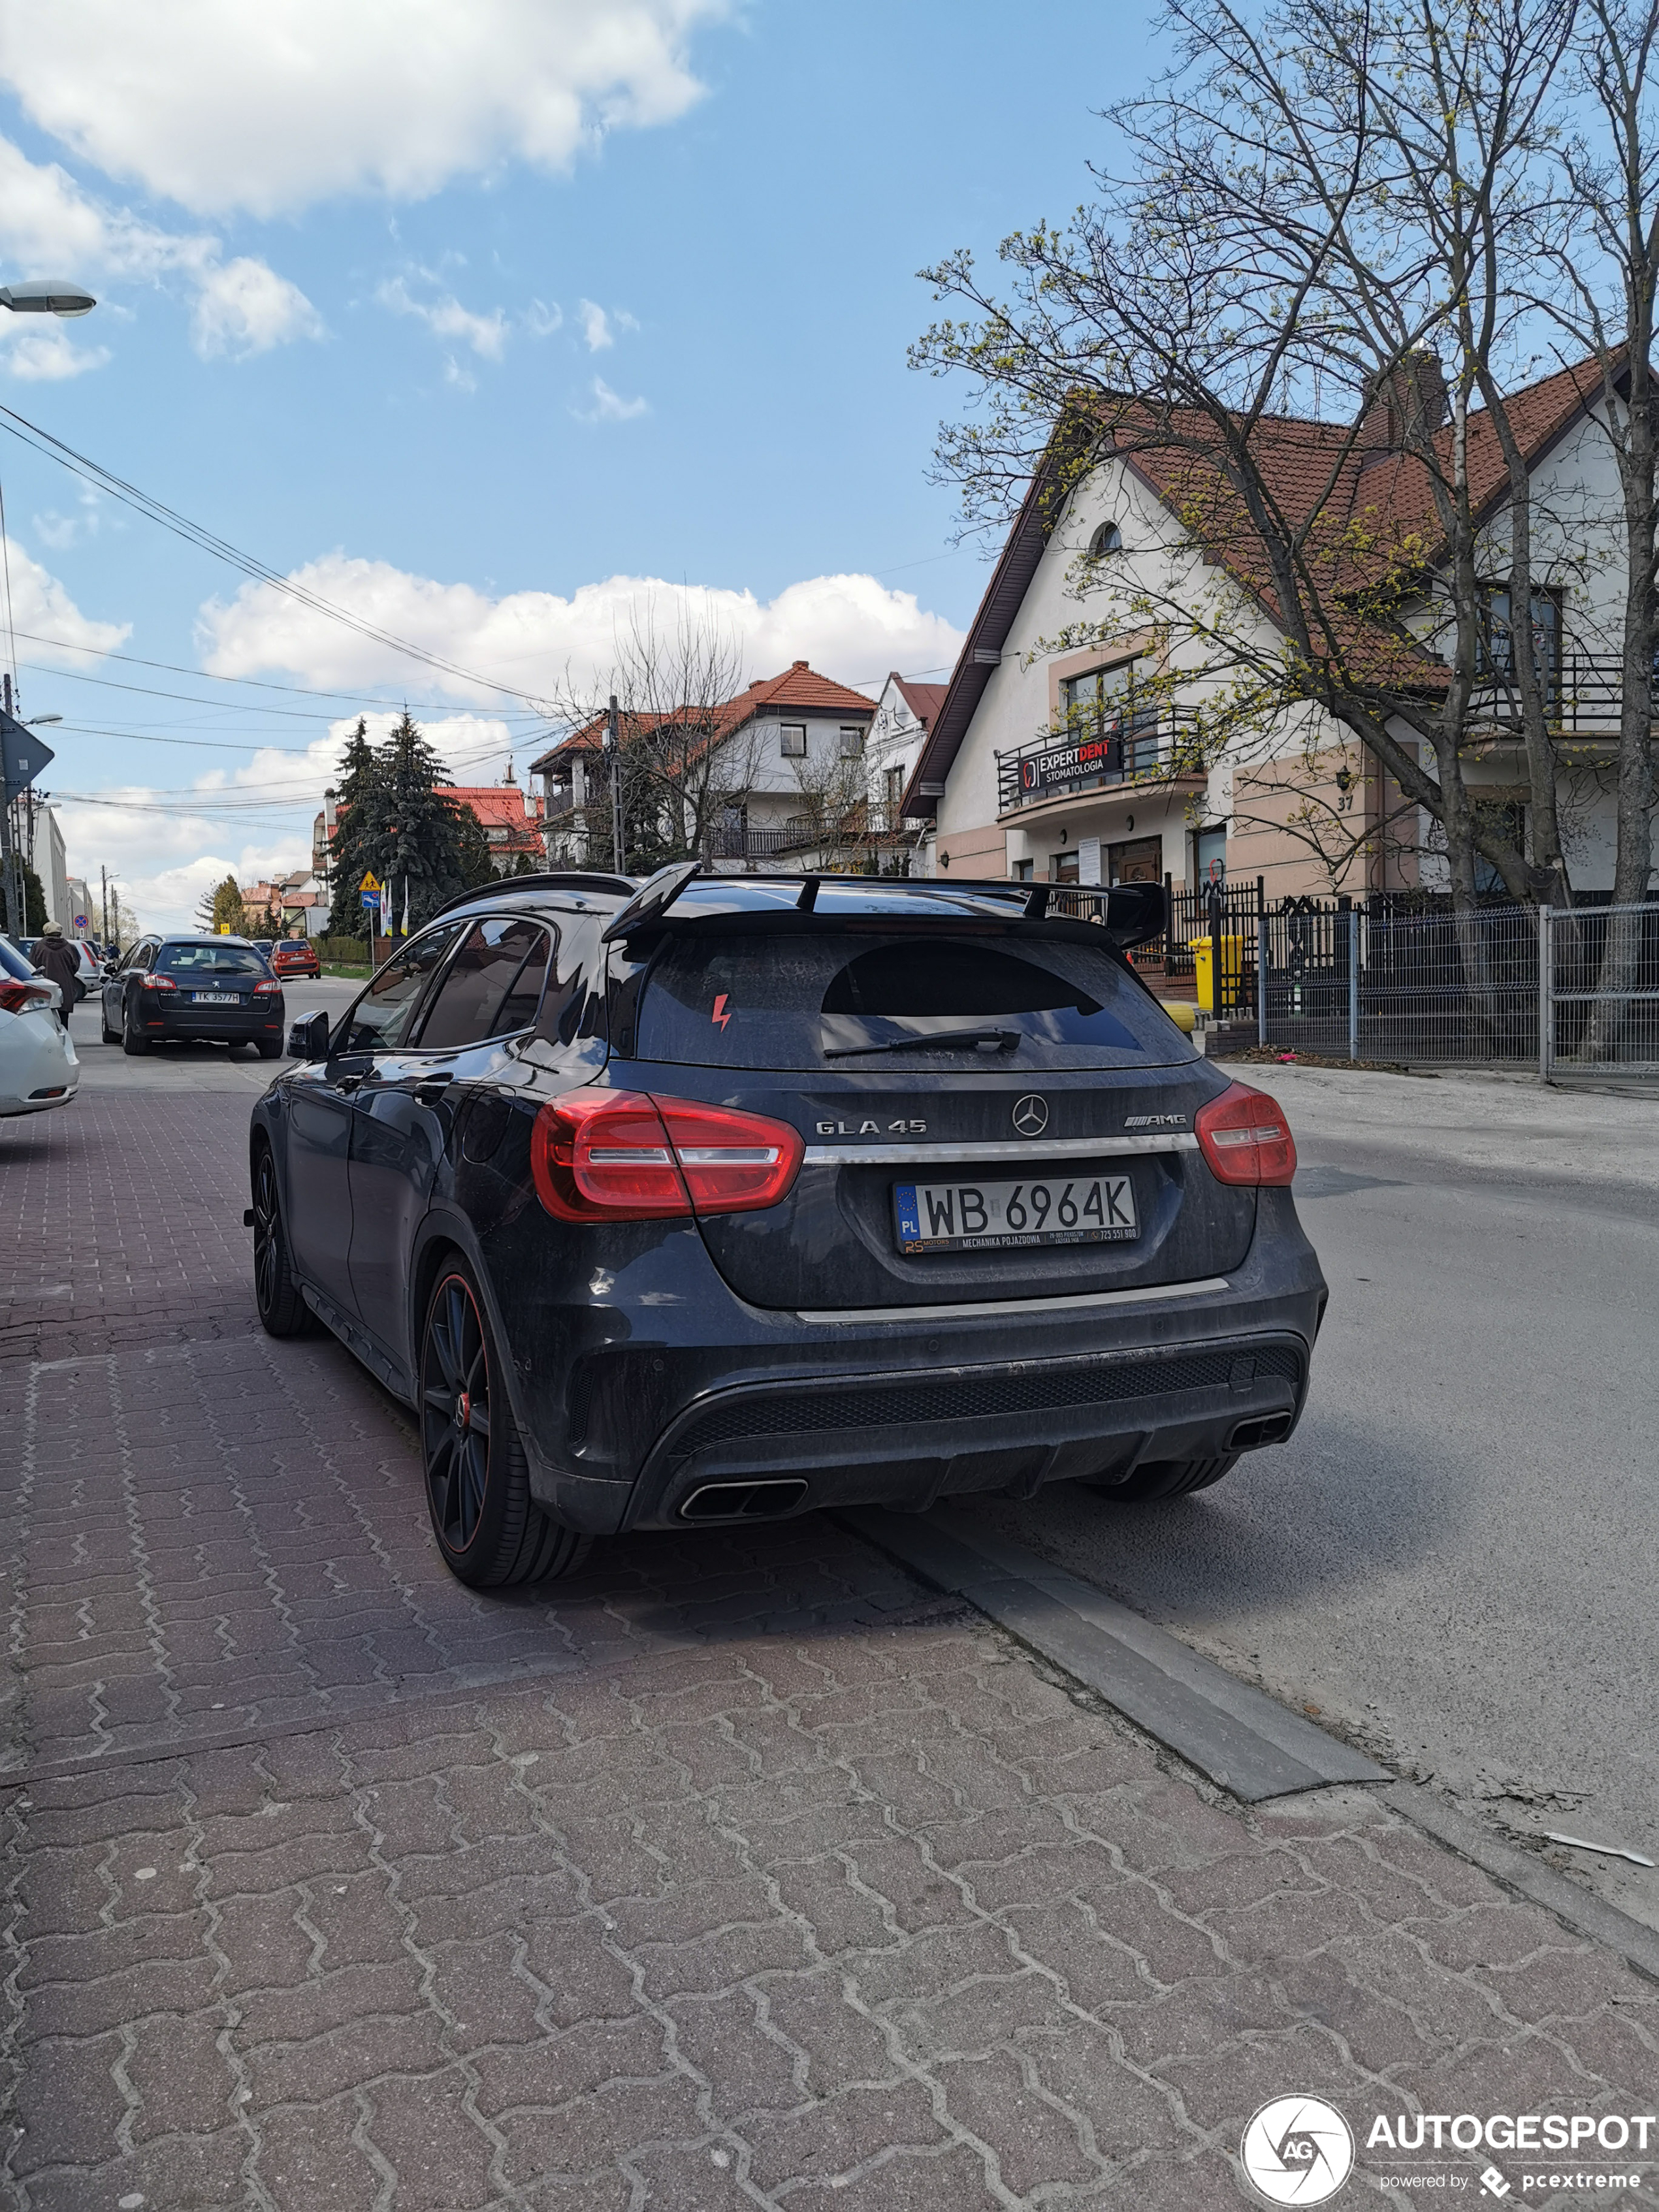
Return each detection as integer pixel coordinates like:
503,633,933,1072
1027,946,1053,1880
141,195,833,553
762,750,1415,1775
1242,2094,1655,2202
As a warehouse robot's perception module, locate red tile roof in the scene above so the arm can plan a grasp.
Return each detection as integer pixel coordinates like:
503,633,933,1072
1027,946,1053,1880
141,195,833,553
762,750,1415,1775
446,784,542,830
904,351,1613,816
889,675,948,729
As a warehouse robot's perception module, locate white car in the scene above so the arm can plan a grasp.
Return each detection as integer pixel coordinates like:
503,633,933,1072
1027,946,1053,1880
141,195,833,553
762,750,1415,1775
0,938,78,1115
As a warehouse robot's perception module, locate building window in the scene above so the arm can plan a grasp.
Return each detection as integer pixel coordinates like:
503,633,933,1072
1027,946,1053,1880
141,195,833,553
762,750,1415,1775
1088,521,1124,558
1011,858,1034,882
1058,658,1156,752
780,723,807,758
838,726,863,758
1477,584,1561,705
885,766,905,805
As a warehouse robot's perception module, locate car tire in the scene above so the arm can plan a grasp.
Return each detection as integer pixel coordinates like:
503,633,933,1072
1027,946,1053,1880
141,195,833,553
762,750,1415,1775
120,1001,148,1055
251,1144,318,1338
420,1260,590,1590
101,1004,119,1044
256,1038,282,1059
1092,1452,1240,1502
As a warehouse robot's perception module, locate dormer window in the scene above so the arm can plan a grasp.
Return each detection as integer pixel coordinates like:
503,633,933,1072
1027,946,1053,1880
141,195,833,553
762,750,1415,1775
1088,522,1124,558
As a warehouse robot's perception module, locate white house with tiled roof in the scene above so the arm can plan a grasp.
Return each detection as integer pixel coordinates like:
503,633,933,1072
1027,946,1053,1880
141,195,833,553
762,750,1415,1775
530,661,876,869
905,355,1651,901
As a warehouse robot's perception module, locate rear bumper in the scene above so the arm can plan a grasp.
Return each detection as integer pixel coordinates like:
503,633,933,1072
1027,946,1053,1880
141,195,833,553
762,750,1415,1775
0,1018,80,1116
490,1187,1326,1535
624,1331,1307,1529
142,1006,283,1038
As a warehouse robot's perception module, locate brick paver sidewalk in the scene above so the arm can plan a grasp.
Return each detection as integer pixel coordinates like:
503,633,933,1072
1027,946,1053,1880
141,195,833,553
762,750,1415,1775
3,1089,1656,2210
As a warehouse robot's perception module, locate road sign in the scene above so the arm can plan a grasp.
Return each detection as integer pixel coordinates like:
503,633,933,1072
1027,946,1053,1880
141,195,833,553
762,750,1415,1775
361,888,379,908
359,871,379,892
1,708,54,801
74,914,88,930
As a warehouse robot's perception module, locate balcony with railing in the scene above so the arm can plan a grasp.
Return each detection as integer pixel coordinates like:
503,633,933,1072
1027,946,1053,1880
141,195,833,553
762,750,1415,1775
996,706,1208,816
703,807,909,861
1471,647,1655,735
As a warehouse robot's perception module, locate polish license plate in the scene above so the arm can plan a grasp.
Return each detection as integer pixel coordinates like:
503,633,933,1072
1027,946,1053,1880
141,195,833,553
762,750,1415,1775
193,992,240,1004
894,1174,1138,1254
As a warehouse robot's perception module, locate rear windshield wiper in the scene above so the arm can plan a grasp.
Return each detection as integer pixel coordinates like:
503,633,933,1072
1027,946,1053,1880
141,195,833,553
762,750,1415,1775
824,1027,1022,1059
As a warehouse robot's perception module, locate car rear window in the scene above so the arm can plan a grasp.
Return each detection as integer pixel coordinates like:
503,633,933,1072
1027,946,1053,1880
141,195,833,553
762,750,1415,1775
633,930,1195,1070
158,945,267,974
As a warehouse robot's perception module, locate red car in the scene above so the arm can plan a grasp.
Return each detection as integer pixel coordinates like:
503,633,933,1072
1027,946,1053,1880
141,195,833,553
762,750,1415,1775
270,939,321,979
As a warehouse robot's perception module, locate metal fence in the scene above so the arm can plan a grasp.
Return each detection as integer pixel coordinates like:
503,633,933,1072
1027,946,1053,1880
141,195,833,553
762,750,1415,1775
1542,901,1659,1075
1261,902,1539,1061
1256,897,1659,1072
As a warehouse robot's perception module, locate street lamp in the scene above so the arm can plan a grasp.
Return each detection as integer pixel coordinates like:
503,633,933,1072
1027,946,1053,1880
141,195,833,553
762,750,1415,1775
0,281,97,317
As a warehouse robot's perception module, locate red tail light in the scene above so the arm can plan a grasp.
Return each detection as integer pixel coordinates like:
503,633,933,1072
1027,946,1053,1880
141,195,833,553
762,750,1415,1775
140,972,176,993
0,980,53,1016
531,1091,804,1222
1195,1080,1297,1186
655,1098,805,1215
253,980,281,995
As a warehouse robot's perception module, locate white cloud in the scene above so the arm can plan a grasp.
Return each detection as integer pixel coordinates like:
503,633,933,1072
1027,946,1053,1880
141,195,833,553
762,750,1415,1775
576,300,639,350
524,299,562,338
378,274,508,361
0,532,128,660
0,131,321,361
192,256,324,357
0,0,732,219
56,712,521,931
585,376,648,422
196,555,965,703
0,323,110,380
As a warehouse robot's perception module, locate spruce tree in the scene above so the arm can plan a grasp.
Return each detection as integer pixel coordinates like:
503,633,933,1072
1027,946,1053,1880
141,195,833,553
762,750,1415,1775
327,718,384,924
375,711,470,928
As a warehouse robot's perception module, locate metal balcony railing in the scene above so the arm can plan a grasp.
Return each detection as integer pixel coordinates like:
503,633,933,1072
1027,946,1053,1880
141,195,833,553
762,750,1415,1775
997,707,1208,814
1471,648,1656,734
703,809,909,860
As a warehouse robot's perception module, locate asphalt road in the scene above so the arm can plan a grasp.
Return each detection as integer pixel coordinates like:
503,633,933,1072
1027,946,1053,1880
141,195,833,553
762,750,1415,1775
976,1062,1659,1932
65,972,362,1093
61,997,1659,1933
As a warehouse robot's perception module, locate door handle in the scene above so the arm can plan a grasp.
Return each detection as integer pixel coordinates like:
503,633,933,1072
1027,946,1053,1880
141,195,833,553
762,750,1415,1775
338,1074,363,1095
413,1074,454,1107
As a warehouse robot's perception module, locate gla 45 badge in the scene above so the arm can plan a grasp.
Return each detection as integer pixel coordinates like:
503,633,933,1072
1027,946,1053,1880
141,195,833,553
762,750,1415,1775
815,1119,928,1136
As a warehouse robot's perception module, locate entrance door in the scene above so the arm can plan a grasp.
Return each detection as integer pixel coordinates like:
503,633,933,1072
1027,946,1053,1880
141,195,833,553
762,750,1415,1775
1109,835,1163,885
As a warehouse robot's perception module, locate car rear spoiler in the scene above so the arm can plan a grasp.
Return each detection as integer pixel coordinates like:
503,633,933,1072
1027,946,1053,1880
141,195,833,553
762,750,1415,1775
601,866,1168,954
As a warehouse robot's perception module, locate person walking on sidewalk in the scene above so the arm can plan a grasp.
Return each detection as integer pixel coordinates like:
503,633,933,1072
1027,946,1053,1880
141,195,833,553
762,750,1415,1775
32,922,83,1031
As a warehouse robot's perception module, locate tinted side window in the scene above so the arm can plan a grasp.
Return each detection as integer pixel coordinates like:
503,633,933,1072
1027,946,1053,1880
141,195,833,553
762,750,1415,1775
338,922,466,1053
415,919,553,1049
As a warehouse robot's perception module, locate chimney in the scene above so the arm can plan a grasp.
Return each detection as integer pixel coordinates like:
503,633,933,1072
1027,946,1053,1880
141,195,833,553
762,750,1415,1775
792,658,809,669
1358,352,1448,450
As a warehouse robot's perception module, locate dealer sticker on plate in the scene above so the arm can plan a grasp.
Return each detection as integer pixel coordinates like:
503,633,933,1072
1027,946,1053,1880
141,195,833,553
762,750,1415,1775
894,1174,1138,1254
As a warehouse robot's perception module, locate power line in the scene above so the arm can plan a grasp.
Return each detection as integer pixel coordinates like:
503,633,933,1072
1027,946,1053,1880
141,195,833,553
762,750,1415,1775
0,404,551,703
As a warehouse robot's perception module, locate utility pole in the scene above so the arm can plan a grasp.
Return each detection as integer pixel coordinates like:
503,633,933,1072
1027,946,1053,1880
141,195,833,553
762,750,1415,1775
1,673,19,938
604,694,626,874
101,865,109,947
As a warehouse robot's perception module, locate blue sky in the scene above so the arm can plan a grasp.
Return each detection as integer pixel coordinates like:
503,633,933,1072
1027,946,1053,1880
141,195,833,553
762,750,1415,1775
0,0,1157,926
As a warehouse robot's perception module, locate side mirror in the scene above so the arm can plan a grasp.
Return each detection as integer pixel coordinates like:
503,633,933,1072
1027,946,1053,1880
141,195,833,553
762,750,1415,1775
286,1009,332,1061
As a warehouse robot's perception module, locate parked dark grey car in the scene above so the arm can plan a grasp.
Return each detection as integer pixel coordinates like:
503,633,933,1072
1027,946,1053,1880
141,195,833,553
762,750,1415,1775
103,934,284,1055
248,868,1325,1588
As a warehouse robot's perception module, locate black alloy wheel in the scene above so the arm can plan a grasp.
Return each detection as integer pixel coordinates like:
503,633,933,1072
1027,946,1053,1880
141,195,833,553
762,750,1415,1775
419,1262,588,1589
121,995,148,1055
251,1145,316,1338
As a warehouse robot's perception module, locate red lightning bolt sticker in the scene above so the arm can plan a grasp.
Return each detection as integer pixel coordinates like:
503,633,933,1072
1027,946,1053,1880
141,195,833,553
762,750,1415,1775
711,994,732,1030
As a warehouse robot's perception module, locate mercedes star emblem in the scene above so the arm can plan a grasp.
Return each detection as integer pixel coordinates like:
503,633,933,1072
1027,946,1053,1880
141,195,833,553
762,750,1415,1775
1011,1095,1049,1136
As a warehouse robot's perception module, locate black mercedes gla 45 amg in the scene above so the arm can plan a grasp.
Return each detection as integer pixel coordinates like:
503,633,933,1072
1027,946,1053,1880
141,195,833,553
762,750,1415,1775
249,867,1326,1587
